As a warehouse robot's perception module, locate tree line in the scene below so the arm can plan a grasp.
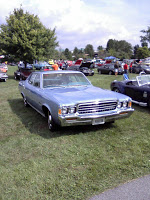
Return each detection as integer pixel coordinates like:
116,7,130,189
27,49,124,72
0,8,150,65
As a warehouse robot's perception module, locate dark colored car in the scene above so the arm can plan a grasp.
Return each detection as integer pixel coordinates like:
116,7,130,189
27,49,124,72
97,64,123,75
110,74,150,107
130,64,150,74
68,63,94,76
14,68,34,80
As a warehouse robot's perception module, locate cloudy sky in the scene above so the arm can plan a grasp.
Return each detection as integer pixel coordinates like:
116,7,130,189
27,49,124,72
0,0,150,51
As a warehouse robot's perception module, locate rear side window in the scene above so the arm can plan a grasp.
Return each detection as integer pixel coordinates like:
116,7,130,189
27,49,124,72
28,73,40,87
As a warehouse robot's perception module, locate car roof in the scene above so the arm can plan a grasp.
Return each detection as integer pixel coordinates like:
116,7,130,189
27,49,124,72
33,70,82,74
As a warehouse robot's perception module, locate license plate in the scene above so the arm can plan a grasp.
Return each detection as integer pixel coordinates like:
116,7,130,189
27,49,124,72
92,118,105,125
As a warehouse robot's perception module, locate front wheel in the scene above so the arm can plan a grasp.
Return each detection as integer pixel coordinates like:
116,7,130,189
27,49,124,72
98,70,101,74
48,111,58,131
109,71,112,75
113,88,120,93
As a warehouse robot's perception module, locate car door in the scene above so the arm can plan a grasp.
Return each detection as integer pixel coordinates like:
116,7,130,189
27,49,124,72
124,84,146,102
27,73,43,112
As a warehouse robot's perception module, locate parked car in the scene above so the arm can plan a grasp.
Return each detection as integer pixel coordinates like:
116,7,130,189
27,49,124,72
94,59,105,68
97,63,123,75
19,71,134,131
68,63,94,76
18,63,33,69
129,64,150,74
111,73,150,107
0,63,8,72
33,62,51,70
0,71,8,82
14,68,34,80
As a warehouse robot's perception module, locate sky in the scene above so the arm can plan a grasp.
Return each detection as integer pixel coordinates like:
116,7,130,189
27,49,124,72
0,0,150,51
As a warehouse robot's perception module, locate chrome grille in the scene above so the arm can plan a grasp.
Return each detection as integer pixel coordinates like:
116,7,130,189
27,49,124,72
77,101,117,114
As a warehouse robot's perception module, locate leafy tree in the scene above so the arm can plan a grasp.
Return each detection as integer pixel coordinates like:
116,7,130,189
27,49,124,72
133,44,140,58
97,46,103,51
73,47,79,59
141,42,148,47
136,46,150,59
140,26,150,45
106,39,132,59
84,44,94,58
64,48,72,60
0,8,58,66
106,39,117,51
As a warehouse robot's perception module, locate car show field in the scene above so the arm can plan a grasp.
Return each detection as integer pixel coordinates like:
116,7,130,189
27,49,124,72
0,65,150,200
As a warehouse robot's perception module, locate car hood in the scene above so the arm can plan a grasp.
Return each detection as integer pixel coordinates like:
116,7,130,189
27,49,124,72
44,86,129,105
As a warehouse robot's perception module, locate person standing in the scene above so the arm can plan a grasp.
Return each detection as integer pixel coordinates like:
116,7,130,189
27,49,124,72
52,62,59,70
123,62,128,74
129,62,133,73
114,61,119,76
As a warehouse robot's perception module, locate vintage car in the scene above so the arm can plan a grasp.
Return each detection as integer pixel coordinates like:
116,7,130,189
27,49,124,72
129,64,150,74
33,62,51,70
0,63,8,72
97,63,123,75
18,63,33,69
0,71,8,82
68,63,94,76
14,68,34,80
111,73,150,107
19,71,134,131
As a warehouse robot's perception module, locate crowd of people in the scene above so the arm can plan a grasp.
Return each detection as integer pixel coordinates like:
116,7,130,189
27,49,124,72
114,60,136,77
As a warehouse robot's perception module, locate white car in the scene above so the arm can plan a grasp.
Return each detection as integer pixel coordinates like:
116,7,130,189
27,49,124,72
0,72,8,82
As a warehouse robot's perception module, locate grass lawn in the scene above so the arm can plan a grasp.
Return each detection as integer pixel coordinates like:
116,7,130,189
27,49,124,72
0,66,150,200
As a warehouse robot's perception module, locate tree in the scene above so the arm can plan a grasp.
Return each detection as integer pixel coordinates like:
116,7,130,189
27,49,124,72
133,44,140,58
97,46,103,51
140,26,150,45
0,8,58,66
106,39,133,59
73,47,79,60
84,44,94,58
64,48,72,60
136,46,150,59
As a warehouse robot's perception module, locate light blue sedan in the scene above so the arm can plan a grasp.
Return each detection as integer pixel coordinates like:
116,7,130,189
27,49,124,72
19,71,134,131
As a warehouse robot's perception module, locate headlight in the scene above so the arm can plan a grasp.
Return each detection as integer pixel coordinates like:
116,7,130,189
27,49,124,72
68,107,76,114
61,107,68,114
123,101,127,107
117,101,122,108
59,106,76,115
117,100,132,109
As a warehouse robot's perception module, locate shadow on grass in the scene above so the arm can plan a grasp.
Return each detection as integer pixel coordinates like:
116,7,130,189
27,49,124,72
8,98,115,139
132,103,150,113
8,74,15,80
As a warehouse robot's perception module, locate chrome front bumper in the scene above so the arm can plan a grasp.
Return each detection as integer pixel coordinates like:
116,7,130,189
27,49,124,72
58,108,134,127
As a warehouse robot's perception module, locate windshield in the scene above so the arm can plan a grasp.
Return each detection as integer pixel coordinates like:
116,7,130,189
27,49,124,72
43,73,91,88
136,75,150,86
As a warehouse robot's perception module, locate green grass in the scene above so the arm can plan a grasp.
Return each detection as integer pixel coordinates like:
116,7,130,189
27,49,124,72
0,66,150,200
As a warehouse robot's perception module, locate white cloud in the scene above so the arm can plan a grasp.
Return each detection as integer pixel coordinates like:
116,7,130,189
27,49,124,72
0,0,149,50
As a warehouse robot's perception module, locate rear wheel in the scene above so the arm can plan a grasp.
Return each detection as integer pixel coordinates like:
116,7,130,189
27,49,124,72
109,71,112,75
23,96,29,107
147,99,150,108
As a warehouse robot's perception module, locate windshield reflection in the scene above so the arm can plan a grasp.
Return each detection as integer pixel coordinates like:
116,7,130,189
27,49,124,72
43,73,91,88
